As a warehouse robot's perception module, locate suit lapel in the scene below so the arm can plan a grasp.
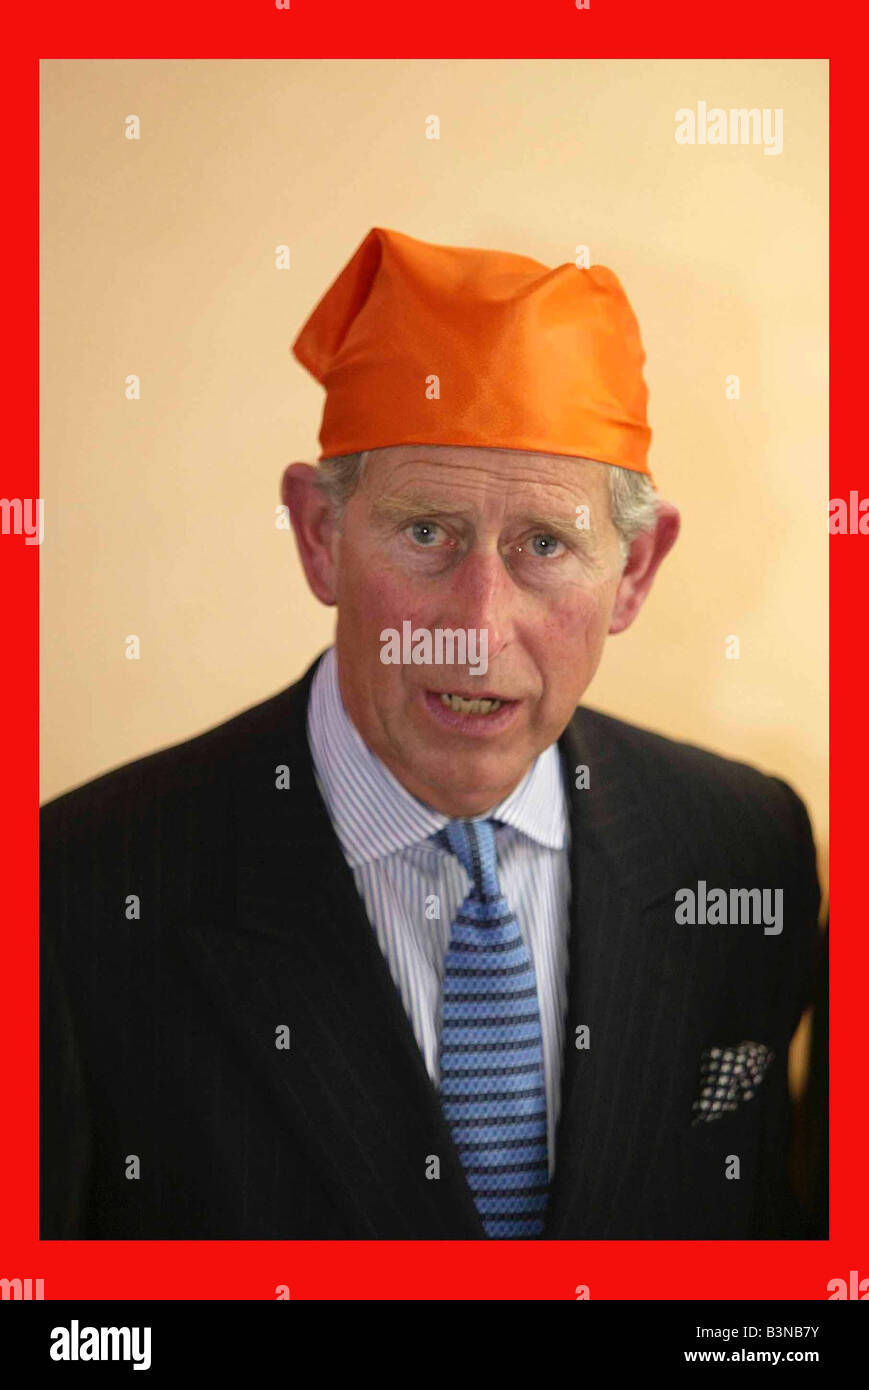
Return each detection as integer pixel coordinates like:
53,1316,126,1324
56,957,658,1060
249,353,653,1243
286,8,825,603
544,710,696,1237
176,657,484,1238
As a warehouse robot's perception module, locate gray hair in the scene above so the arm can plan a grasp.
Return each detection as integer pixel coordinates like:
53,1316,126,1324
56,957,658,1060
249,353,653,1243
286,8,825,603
313,447,658,563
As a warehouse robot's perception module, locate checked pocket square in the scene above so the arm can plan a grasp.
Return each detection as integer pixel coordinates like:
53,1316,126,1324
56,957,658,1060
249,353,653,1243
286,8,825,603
691,1041,774,1125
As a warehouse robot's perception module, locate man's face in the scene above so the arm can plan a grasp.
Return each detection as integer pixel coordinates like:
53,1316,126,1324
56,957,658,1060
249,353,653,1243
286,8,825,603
326,444,637,816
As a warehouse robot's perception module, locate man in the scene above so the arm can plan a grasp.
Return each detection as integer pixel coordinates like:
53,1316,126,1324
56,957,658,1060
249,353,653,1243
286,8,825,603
41,226,822,1239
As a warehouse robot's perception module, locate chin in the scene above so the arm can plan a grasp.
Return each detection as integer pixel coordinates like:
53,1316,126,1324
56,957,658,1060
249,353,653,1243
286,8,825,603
423,753,526,806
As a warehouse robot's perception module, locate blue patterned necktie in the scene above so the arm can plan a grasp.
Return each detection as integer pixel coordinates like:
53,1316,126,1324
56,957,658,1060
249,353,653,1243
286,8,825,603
435,817,549,1237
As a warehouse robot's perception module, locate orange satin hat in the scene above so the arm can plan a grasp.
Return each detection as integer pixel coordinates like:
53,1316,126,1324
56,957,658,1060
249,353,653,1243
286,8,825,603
291,226,653,477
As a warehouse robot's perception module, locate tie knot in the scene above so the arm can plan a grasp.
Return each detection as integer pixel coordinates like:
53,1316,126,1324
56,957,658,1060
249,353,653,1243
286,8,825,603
436,818,501,899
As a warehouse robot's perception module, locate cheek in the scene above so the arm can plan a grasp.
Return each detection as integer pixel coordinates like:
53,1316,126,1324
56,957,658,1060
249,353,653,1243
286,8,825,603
540,580,614,644
530,581,618,686
337,544,405,628
339,531,449,633
336,554,431,684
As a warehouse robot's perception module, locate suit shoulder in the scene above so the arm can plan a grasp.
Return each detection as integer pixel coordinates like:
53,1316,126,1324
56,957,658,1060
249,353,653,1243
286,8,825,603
571,704,813,836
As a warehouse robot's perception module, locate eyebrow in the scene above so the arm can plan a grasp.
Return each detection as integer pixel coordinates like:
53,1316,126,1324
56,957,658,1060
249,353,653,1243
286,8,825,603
372,493,477,522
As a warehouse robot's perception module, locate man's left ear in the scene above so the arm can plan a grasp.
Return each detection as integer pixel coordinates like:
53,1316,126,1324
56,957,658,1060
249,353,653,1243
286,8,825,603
608,500,681,635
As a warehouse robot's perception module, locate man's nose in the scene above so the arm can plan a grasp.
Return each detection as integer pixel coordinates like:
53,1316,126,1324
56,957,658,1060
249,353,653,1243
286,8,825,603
436,549,513,660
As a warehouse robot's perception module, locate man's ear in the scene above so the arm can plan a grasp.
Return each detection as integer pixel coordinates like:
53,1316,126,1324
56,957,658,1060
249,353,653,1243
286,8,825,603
281,462,340,606
608,500,681,635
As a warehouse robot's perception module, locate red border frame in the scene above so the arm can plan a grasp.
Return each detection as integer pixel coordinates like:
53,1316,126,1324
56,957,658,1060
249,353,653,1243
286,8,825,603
3,2,857,1299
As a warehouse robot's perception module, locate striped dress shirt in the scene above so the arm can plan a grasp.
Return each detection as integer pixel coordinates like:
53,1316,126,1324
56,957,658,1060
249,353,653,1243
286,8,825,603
306,645,571,1175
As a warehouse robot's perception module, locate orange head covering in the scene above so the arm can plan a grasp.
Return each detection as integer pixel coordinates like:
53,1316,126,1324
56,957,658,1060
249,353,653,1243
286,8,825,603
291,226,653,477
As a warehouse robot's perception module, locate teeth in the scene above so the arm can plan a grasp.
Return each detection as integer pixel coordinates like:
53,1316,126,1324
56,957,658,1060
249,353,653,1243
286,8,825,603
439,692,503,714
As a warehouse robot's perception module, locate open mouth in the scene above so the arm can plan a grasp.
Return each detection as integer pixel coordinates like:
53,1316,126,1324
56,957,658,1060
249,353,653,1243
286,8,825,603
421,687,521,736
434,691,514,716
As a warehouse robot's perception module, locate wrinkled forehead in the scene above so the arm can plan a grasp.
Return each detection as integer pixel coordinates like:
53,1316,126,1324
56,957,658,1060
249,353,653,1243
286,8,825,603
359,443,610,504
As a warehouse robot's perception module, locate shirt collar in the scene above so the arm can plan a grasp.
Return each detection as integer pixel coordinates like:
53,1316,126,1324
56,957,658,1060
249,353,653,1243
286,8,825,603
306,646,568,868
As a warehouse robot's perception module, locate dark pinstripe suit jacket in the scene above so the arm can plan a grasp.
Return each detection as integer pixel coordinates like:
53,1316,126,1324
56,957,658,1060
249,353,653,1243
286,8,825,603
40,653,822,1239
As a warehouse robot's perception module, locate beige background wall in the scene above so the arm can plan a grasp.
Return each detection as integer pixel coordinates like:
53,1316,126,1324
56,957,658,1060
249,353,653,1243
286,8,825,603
40,59,828,890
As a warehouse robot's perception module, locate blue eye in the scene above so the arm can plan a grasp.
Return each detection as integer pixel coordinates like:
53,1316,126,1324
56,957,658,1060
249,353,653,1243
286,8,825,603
528,534,564,558
408,521,442,546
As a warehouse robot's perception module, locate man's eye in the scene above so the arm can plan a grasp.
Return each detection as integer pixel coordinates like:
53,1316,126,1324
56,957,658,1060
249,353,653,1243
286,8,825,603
406,520,444,547
527,533,565,558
